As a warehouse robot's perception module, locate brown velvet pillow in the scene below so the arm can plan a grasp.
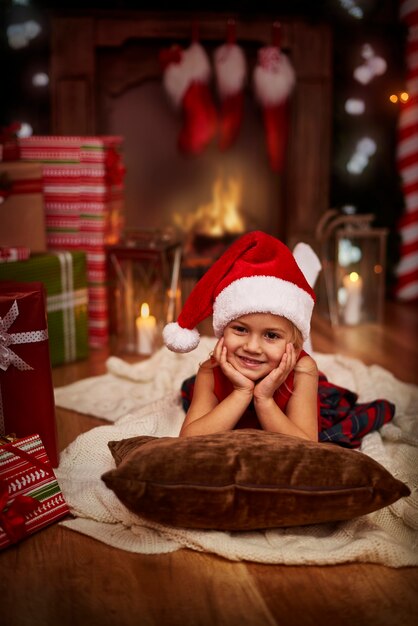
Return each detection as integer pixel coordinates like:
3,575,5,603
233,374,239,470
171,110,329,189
101,429,410,531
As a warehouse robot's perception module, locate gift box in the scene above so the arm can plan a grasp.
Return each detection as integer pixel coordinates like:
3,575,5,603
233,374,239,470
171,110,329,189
18,135,126,347
0,434,69,550
0,162,47,253
42,162,123,250
0,252,89,366
0,247,31,263
0,282,58,466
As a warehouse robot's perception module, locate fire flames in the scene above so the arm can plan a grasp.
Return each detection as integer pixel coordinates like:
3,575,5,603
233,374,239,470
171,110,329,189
173,175,245,238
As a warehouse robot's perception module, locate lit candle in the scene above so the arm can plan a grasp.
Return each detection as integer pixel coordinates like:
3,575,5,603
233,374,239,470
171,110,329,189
136,302,156,355
343,271,363,325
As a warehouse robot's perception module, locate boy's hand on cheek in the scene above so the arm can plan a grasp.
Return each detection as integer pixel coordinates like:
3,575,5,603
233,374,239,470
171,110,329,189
214,337,254,395
254,343,297,400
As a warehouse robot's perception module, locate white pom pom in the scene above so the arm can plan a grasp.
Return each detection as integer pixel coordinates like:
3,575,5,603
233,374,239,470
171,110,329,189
162,322,200,353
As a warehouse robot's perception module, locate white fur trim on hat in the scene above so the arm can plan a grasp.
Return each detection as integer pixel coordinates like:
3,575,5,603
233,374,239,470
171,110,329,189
162,322,200,353
213,275,314,341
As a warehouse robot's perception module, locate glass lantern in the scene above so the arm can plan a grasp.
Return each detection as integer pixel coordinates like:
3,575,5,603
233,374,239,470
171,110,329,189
106,230,182,354
316,210,388,326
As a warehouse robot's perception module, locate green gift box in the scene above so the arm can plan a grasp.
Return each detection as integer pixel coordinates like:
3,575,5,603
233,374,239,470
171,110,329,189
0,251,88,366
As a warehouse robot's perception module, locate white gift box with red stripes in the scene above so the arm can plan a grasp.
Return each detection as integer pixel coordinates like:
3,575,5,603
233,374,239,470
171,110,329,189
0,247,30,263
18,136,126,346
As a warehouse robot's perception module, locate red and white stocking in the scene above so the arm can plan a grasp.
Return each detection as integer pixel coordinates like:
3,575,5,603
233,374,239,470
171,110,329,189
160,42,218,155
253,45,295,172
214,29,246,151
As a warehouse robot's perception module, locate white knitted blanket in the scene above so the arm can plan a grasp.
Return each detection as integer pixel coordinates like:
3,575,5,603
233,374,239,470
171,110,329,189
54,338,418,566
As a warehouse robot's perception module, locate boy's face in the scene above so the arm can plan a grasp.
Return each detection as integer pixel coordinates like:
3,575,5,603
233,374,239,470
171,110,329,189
222,312,298,381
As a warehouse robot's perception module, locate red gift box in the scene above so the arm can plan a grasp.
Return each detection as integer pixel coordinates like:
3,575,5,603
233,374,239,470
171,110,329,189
0,434,69,549
0,282,58,467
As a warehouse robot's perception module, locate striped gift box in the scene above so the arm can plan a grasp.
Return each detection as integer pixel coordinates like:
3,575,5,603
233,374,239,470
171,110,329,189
18,136,126,346
0,434,69,550
41,163,123,243
0,251,89,366
0,247,30,263
18,135,123,162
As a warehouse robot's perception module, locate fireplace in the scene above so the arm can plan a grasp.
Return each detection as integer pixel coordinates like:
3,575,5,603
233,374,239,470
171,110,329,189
50,11,332,247
99,63,281,239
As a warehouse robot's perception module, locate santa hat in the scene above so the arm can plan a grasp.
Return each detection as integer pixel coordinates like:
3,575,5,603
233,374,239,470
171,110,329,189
163,231,317,353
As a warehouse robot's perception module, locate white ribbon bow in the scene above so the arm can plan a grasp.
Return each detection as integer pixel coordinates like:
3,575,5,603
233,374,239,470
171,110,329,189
0,300,48,432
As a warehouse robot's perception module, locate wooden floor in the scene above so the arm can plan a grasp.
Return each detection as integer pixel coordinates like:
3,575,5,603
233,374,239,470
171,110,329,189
1,300,418,626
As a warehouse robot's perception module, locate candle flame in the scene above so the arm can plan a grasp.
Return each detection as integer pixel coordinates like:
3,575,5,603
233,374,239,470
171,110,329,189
140,302,150,318
349,271,360,282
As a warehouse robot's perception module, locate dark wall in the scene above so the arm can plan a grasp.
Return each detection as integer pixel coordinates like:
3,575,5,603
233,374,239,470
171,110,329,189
0,0,404,283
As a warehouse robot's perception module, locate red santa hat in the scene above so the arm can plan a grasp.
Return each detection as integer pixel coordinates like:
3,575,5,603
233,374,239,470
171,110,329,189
163,231,317,353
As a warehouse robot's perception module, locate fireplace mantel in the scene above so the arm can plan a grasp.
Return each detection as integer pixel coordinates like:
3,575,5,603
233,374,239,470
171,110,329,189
50,11,332,245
